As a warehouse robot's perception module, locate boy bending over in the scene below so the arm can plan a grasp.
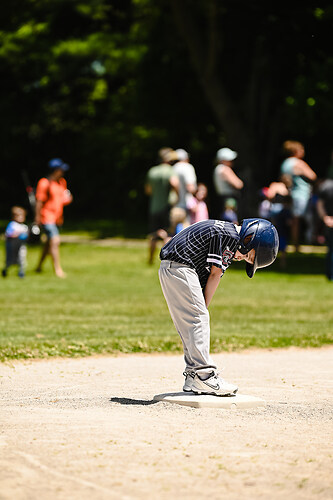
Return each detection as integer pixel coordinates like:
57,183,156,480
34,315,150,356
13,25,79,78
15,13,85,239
159,218,278,396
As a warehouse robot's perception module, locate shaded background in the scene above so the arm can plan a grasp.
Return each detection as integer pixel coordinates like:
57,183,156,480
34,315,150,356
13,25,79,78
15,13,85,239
1,0,332,233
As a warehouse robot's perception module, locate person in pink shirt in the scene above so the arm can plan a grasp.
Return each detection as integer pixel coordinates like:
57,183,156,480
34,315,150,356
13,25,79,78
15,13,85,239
187,183,209,225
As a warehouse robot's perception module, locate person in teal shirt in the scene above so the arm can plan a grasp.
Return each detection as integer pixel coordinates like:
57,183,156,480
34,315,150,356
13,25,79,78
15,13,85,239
280,140,317,251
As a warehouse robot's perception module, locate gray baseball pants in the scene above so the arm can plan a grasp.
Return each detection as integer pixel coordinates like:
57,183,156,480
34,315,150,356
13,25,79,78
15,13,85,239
159,260,217,374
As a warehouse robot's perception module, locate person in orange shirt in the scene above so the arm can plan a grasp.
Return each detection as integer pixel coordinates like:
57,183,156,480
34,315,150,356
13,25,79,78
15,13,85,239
34,158,73,278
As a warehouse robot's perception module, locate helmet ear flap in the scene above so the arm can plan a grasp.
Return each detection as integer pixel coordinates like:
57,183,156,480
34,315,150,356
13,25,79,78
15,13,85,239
238,233,254,254
239,218,278,278
243,234,253,246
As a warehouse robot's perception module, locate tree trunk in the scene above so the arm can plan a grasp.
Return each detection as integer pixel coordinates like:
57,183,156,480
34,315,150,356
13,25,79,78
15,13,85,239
170,0,258,168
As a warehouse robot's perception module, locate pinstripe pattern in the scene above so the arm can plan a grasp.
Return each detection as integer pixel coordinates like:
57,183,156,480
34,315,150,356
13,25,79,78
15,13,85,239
160,219,239,289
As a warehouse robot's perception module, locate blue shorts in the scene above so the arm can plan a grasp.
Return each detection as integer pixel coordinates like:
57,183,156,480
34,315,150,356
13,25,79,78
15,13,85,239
42,224,60,240
292,197,309,217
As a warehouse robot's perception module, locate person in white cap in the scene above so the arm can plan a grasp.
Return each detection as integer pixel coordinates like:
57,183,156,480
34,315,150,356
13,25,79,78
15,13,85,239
213,147,244,222
172,149,197,228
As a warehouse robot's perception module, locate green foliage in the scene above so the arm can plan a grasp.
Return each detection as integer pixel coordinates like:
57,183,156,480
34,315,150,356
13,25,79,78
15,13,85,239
0,241,332,361
1,1,333,218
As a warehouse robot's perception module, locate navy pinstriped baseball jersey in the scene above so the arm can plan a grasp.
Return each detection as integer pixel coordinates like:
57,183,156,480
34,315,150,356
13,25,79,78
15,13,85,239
159,219,240,290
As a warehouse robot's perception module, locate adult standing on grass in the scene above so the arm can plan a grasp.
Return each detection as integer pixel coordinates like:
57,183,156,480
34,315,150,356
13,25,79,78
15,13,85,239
145,148,179,265
173,148,197,222
34,158,73,278
280,140,317,251
213,147,244,221
159,218,278,395
317,177,333,281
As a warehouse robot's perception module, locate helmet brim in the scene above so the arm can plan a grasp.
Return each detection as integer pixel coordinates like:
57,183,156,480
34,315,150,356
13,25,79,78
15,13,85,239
246,259,257,278
245,232,279,278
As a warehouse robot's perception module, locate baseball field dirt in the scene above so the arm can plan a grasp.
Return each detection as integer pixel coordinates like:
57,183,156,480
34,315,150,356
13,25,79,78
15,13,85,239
1,347,332,500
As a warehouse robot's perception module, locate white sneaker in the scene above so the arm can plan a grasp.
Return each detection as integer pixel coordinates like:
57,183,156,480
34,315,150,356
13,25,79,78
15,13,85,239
183,371,195,392
191,371,238,396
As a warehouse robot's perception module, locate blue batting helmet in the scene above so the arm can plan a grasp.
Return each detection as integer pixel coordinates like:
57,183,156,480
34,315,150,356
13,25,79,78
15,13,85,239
238,218,279,278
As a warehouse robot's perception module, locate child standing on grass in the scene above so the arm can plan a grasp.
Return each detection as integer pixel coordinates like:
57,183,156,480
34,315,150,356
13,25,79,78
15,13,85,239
187,183,209,225
2,206,29,278
222,198,238,224
159,218,278,396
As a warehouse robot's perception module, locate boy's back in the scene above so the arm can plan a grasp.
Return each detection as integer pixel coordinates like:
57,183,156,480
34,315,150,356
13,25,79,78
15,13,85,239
160,219,239,289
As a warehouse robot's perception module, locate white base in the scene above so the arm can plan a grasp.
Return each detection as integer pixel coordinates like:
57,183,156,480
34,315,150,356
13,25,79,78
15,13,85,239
153,392,265,409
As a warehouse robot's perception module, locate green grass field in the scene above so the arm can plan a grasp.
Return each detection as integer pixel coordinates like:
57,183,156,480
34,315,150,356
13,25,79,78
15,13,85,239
0,240,332,361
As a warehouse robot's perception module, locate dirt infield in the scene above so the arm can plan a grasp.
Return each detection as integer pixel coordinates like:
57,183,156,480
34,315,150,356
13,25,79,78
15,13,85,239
0,347,332,500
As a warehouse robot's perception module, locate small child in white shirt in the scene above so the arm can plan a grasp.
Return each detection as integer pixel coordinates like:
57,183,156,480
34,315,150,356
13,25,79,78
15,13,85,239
2,206,29,278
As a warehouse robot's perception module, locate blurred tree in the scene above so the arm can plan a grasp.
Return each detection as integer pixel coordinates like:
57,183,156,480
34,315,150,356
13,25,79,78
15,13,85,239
0,0,332,224
169,0,333,182
0,0,147,218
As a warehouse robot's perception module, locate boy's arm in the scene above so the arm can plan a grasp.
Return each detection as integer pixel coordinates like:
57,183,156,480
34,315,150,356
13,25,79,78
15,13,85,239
204,265,222,307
